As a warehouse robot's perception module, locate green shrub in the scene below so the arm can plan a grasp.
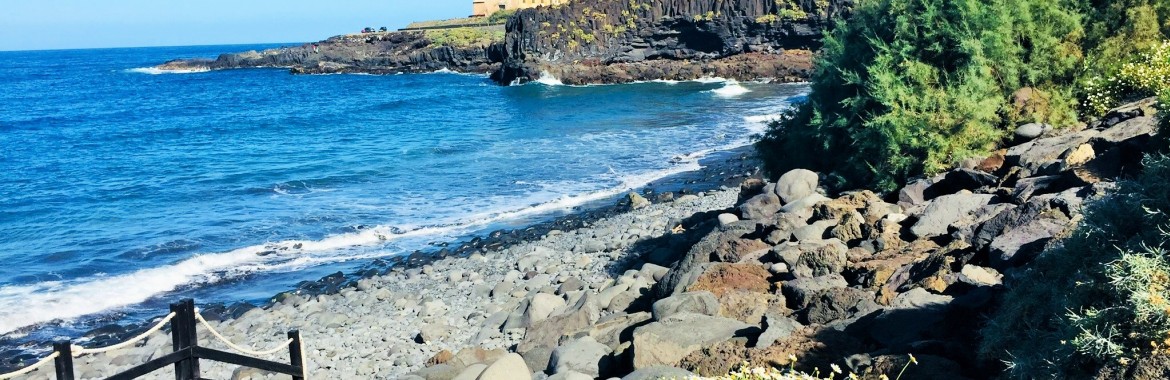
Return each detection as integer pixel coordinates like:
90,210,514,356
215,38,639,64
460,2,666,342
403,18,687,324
425,27,504,48
486,9,516,24
1076,0,1170,114
1082,40,1170,114
755,0,1083,192
980,94,1170,379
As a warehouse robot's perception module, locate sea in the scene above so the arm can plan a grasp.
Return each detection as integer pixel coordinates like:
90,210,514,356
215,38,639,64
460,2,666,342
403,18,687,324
0,44,809,345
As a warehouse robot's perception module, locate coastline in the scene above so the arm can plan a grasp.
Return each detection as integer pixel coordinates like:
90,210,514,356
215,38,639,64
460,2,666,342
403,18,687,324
0,144,763,372
2,167,752,379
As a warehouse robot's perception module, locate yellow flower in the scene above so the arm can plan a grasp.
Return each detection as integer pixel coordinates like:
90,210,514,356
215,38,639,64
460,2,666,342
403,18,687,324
908,354,918,365
831,364,843,374
880,375,890,380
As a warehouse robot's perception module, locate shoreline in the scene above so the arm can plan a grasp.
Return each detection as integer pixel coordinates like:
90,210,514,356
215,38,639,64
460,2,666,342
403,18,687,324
0,144,763,370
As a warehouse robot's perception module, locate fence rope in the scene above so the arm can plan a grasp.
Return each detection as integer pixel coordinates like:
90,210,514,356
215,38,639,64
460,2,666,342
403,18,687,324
72,312,177,356
194,312,292,356
0,351,59,380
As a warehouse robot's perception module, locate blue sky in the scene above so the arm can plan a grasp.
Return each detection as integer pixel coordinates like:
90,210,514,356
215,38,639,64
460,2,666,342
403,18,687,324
0,0,469,51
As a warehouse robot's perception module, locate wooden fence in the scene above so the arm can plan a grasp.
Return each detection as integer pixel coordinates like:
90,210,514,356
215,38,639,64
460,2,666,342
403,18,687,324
1,299,305,380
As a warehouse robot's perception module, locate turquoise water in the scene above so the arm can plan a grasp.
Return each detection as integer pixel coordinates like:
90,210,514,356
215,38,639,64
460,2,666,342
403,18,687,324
0,44,808,337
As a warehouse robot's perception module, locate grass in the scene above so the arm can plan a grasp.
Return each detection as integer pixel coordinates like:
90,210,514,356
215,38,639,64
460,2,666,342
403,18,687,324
424,26,505,48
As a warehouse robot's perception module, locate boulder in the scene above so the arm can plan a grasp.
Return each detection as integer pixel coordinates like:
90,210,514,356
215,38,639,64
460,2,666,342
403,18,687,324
775,169,819,204
861,289,954,346
589,312,653,349
413,364,459,380
451,364,488,380
627,192,651,209
548,336,613,377
621,366,697,380
909,193,997,238
989,216,1069,269
791,239,848,278
958,265,1003,287
1015,122,1046,140
686,263,772,295
926,168,998,197
631,313,753,369
477,353,530,380
781,274,849,309
898,179,931,207
803,287,879,325
547,371,593,380
518,293,601,353
1006,129,1099,172
756,312,803,348
652,291,721,320
739,192,782,220
526,293,568,326
717,213,740,226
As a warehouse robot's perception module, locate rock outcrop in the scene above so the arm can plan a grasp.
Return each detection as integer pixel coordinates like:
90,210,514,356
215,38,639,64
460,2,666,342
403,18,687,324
158,29,505,75
493,0,850,84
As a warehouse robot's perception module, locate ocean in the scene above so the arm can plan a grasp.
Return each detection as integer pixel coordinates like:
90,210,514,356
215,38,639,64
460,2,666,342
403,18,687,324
0,44,808,342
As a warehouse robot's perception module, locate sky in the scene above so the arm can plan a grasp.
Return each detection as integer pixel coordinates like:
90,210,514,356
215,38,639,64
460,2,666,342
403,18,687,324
0,0,469,51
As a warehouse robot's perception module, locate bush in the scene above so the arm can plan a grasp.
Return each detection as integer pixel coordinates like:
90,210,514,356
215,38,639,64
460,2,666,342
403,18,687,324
980,94,1170,379
425,27,505,48
1076,0,1170,114
755,0,1083,192
1082,40,1170,114
487,9,517,24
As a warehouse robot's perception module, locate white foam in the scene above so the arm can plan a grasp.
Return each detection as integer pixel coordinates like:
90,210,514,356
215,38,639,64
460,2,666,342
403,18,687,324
709,81,751,97
534,71,564,86
692,76,730,84
126,67,209,75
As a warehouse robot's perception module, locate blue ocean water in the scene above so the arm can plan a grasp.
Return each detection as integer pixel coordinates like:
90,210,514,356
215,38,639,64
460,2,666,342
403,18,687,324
0,44,807,338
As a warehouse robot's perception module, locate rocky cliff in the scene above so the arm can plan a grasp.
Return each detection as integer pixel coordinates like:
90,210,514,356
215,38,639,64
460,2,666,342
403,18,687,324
157,0,851,84
492,0,851,84
158,28,505,75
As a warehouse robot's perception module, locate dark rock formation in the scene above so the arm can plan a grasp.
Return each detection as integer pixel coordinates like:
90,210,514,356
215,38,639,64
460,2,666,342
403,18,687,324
158,30,505,75
491,0,851,84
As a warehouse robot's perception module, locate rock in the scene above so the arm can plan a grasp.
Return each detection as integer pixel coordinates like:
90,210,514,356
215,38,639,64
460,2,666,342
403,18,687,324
1006,129,1099,172
909,193,997,238
621,366,697,380
791,239,848,278
1015,122,1045,140
739,192,782,220
791,220,834,242
775,169,819,204
452,363,488,380
427,350,455,366
518,293,601,353
715,290,774,325
989,215,1069,268
417,323,450,344
779,193,831,217
926,168,998,197
1095,115,1157,145
859,289,954,346
1012,172,1089,202
686,263,772,295
958,265,1002,287
451,348,508,370
574,240,607,254
627,192,651,209
652,291,721,320
521,345,556,375
631,313,753,369
526,293,568,325
548,336,613,377
590,311,652,349
414,364,459,380
547,371,593,380
829,211,866,244
781,274,849,309
477,353,530,380
712,238,771,263
803,287,879,325
717,213,740,226
756,313,803,348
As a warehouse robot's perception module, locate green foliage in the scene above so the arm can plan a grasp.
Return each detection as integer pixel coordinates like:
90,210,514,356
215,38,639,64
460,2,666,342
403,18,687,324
1082,40,1170,114
424,27,504,48
756,0,1083,192
486,9,516,24
756,14,780,23
1077,0,1170,114
980,102,1170,377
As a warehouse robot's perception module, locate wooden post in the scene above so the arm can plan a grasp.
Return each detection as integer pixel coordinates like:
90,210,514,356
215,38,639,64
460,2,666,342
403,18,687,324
52,341,74,380
287,330,304,380
169,301,189,380
181,299,200,380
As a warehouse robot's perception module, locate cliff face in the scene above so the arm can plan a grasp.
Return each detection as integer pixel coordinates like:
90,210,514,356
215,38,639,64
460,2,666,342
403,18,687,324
159,30,506,75
491,0,851,84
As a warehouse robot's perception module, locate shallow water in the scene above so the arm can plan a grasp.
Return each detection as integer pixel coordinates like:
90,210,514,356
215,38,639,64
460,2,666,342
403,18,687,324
0,44,809,338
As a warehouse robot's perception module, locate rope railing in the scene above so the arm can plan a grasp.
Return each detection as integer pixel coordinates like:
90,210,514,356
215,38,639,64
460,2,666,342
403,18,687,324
194,311,293,356
71,312,177,356
0,352,60,380
0,299,305,380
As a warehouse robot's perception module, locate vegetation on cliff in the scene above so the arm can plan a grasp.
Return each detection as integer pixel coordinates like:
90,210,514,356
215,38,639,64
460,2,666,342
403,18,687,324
756,0,1084,192
980,94,1170,379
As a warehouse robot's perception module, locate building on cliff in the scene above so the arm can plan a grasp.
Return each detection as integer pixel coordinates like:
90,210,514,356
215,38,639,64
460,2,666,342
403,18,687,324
472,0,565,18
